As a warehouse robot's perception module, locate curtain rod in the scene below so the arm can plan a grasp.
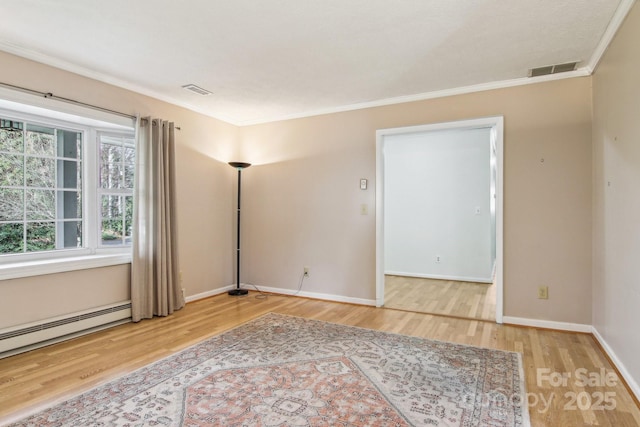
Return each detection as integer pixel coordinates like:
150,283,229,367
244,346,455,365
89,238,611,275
0,81,136,120
0,81,182,130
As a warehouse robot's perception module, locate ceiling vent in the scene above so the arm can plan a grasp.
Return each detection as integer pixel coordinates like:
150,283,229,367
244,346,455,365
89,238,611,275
182,84,212,96
528,62,579,77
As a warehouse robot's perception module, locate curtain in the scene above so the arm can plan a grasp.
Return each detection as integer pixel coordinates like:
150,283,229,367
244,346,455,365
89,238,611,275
131,117,184,322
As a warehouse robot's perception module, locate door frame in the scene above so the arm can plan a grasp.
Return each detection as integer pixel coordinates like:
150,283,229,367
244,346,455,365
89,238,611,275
375,116,504,323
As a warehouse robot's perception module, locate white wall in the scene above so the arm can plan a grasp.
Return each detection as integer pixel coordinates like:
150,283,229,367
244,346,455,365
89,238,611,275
383,128,493,282
592,2,640,398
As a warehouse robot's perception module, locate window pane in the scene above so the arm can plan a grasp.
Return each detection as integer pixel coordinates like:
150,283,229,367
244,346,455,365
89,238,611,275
124,146,135,163
0,115,136,258
57,160,79,189
25,126,55,156
0,154,24,186
26,221,55,252
124,164,134,189
57,130,81,159
0,223,23,253
62,220,82,248
100,163,123,189
101,194,124,245
124,195,133,243
0,127,23,153
26,156,55,187
0,188,24,221
26,189,55,220
59,190,82,219
100,143,122,164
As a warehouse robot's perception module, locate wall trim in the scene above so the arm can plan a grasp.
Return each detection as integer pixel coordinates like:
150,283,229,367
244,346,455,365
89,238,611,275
0,253,131,281
0,40,592,128
246,283,377,306
586,0,637,73
385,271,493,284
239,71,590,126
187,283,639,406
0,41,238,126
592,326,640,402
185,284,377,306
184,285,235,303
503,316,592,333
3,0,633,127
376,116,504,324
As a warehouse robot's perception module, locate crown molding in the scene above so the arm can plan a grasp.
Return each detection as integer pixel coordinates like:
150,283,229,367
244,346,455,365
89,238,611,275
237,69,591,126
2,0,633,132
586,0,636,73
0,41,239,125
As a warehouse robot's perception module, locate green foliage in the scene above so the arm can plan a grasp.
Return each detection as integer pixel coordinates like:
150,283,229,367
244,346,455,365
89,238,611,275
26,222,55,251
101,196,133,243
101,228,120,241
0,223,23,253
1,124,85,254
1,124,136,254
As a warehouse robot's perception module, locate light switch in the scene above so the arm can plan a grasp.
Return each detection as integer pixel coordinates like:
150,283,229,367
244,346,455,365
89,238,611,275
360,179,367,190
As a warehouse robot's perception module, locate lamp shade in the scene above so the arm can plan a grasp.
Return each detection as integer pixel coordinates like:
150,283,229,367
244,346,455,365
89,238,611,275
228,162,251,169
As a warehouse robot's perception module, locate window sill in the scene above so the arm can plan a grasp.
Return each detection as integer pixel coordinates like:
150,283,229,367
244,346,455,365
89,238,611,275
0,253,132,281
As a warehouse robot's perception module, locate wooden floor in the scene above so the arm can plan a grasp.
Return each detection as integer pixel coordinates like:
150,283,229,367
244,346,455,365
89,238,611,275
1,292,639,426
385,275,496,321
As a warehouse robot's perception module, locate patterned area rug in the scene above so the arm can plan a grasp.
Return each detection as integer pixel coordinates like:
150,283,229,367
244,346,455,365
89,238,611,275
8,313,530,426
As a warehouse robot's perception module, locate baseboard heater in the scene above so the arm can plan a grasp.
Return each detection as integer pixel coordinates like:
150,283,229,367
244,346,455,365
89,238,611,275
0,302,132,358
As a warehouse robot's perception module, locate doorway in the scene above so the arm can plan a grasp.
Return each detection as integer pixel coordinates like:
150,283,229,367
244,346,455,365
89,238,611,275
375,117,503,323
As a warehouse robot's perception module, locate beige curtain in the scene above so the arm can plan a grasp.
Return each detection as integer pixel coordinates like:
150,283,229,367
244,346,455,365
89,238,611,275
131,117,184,322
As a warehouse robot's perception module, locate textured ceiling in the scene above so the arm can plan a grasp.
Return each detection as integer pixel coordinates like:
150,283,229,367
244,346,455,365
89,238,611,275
0,0,628,125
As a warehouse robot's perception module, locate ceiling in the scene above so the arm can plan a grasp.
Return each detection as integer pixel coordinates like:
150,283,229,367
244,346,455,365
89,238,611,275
0,0,631,126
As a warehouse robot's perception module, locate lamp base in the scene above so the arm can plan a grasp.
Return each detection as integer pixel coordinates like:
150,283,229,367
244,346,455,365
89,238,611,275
228,288,249,296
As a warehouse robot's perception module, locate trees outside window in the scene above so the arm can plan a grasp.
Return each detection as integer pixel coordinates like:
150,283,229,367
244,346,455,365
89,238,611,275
98,133,134,246
0,115,134,257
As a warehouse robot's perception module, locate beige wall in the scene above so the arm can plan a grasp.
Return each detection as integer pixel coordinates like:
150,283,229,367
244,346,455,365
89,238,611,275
592,4,640,390
1,51,595,328
0,51,238,329
0,266,129,328
240,77,593,324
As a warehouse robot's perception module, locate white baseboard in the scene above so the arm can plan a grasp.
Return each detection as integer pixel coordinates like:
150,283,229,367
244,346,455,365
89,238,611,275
185,285,234,303
591,326,640,402
186,283,376,307
187,286,640,403
245,283,376,306
502,316,592,333
385,271,493,284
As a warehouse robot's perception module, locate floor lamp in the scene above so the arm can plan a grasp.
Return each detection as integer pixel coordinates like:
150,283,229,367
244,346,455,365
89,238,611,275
228,162,251,296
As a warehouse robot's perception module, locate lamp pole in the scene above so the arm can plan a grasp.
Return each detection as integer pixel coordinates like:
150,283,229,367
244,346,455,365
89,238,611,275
228,162,251,296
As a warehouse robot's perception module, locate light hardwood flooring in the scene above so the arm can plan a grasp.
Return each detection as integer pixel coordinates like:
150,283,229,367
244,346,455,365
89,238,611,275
385,275,496,321
1,292,639,426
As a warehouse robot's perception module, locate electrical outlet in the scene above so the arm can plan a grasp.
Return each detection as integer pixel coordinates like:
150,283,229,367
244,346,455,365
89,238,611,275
179,271,183,283
181,288,186,300
537,286,549,299
304,266,309,277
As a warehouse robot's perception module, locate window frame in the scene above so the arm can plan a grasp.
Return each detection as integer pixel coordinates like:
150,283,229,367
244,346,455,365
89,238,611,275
0,103,135,280
96,131,136,249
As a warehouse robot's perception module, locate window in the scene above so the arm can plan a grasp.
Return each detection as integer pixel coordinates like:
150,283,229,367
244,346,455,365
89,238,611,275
98,133,134,246
0,111,135,263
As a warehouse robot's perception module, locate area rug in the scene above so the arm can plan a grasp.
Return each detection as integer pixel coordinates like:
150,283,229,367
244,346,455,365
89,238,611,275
7,313,530,426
